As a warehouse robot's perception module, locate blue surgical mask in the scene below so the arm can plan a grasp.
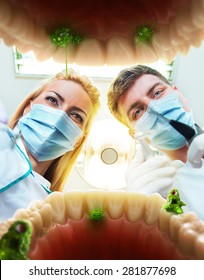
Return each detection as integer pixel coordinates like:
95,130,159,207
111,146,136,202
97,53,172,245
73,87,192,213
136,92,195,150
18,104,82,161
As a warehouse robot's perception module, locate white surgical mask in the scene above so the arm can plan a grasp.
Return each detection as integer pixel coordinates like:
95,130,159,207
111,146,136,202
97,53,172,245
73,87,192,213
136,92,195,150
18,104,82,161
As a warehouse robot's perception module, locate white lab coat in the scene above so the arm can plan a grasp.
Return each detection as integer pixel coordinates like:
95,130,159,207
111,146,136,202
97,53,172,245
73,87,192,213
173,160,204,220
0,124,51,223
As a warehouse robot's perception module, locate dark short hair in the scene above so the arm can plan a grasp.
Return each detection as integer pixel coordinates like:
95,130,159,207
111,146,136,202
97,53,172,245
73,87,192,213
107,64,171,127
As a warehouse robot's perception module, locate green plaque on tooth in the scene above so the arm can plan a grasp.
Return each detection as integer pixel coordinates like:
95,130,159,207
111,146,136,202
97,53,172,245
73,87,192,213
163,188,186,214
89,208,104,223
0,220,32,260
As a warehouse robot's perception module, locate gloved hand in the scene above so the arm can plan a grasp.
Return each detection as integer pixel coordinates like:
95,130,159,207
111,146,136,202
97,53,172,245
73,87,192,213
126,148,178,197
187,134,204,168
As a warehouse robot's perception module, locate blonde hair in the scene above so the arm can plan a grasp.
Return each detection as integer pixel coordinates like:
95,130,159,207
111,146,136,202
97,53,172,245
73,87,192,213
9,68,100,192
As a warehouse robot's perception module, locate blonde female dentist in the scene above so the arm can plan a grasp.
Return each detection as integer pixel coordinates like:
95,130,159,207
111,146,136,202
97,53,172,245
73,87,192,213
0,69,100,223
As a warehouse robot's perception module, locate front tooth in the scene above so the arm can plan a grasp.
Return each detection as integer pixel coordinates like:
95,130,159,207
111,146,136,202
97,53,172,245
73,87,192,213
106,35,136,65
64,191,85,220
85,190,106,214
106,191,126,219
125,192,147,222
44,192,66,224
75,39,105,65
144,193,166,226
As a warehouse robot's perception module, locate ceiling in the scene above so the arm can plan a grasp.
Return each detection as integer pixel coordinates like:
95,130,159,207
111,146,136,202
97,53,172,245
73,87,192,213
0,0,204,65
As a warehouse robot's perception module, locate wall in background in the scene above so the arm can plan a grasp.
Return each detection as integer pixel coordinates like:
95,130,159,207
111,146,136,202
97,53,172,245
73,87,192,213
172,41,204,127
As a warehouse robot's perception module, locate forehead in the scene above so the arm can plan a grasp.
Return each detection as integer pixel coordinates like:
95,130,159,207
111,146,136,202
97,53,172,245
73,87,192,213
43,80,84,96
43,79,92,104
118,74,165,106
123,74,165,99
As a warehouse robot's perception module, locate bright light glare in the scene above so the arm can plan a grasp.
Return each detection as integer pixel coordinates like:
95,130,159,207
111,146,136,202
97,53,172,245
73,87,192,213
13,48,173,80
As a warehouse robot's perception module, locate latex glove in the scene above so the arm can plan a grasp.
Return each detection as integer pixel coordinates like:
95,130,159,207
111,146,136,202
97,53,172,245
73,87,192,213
126,149,177,196
187,134,204,168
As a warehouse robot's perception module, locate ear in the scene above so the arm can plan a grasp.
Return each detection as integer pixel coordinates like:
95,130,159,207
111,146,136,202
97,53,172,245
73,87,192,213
172,85,182,96
172,85,191,112
23,100,33,115
172,85,178,91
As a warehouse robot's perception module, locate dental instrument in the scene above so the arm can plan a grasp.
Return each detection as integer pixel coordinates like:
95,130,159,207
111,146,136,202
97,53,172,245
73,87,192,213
149,108,203,145
134,132,155,160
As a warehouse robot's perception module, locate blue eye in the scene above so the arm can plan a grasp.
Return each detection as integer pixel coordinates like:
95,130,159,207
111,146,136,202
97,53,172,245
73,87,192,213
153,86,167,99
69,112,83,124
132,107,144,120
153,90,162,98
45,96,59,106
135,109,141,118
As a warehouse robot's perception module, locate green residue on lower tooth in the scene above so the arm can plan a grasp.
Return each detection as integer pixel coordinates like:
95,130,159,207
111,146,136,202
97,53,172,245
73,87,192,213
163,188,186,214
89,208,104,223
0,220,32,260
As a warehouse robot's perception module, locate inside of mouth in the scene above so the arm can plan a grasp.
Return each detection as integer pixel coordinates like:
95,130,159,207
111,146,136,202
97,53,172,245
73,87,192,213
28,215,188,260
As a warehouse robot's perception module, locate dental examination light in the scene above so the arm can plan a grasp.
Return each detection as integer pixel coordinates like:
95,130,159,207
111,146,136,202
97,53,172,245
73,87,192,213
76,119,136,190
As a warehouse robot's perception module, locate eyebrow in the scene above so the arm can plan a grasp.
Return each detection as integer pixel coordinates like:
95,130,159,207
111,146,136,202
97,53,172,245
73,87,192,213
127,82,163,118
49,90,88,117
69,106,88,117
49,91,65,103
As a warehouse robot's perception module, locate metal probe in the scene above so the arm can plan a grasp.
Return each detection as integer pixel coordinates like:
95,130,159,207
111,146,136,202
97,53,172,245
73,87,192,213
134,132,155,160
